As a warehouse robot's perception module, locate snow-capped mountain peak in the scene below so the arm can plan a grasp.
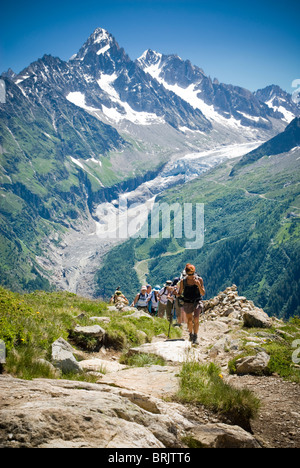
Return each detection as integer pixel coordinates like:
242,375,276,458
70,27,120,62
254,85,299,123
137,50,162,68
91,27,111,44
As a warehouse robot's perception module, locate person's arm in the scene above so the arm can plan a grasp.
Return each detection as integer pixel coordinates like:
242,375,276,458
131,294,139,306
195,277,205,296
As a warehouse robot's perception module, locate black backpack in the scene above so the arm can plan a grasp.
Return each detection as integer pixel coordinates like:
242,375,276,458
179,277,202,305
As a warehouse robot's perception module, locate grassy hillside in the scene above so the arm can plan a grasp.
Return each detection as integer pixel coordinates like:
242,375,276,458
0,286,179,380
95,146,300,319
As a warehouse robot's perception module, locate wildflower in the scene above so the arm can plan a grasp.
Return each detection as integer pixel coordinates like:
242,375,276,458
219,374,223,379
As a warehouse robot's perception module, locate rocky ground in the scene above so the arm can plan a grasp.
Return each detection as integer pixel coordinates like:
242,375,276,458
0,285,299,448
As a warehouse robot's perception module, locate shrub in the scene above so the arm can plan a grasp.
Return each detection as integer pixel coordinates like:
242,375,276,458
120,352,166,367
176,361,260,430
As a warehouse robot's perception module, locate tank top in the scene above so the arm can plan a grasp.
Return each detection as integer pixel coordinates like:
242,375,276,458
183,278,202,303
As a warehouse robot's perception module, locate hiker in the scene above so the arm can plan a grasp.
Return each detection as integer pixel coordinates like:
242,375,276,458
158,281,173,319
166,282,177,324
131,286,149,312
146,284,152,313
147,285,160,316
109,290,129,309
178,264,205,345
170,277,183,327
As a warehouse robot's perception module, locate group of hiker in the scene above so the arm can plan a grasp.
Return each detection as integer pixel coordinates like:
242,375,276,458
109,263,205,345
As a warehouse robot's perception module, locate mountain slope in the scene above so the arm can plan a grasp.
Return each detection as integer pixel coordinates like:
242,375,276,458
230,117,300,174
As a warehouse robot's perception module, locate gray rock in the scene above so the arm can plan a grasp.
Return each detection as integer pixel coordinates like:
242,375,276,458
209,336,241,358
73,324,106,338
122,310,154,320
130,340,200,363
189,423,261,448
80,358,126,373
51,338,82,374
235,351,271,375
243,309,272,328
0,375,261,449
90,316,111,323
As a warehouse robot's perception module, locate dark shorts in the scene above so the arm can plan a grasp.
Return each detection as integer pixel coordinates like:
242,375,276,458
182,301,203,318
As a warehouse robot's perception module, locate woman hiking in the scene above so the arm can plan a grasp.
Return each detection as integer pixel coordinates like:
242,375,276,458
131,286,149,312
178,264,205,345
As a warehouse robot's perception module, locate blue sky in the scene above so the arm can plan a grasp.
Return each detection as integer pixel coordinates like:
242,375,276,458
1,0,299,92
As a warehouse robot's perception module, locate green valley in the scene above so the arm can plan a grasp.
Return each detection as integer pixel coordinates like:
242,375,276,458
95,127,300,320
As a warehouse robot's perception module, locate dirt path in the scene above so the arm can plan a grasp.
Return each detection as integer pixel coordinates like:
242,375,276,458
226,374,300,448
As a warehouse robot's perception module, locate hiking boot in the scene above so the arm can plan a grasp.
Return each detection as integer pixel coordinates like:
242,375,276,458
189,333,194,342
192,333,199,345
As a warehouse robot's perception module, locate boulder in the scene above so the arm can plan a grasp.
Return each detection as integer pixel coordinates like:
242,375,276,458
90,316,111,324
51,337,82,374
188,423,261,448
73,325,106,338
235,351,271,375
80,358,126,374
101,365,181,398
243,309,272,329
0,375,261,449
209,336,241,359
130,340,200,363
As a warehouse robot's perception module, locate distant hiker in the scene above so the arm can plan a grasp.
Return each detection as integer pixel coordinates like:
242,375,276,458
158,281,173,319
109,290,129,309
147,285,160,316
178,264,205,344
166,282,177,324
170,277,182,326
146,284,152,313
131,286,149,312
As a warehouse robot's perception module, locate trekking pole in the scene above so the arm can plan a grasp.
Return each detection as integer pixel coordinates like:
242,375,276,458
167,303,175,338
167,315,172,338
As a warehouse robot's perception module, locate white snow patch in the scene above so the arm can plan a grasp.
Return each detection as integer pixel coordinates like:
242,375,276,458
96,44,110,55
97,73,164,125
70,157,84,169
66,91,100,112
265,97,295,123
86,157,102,166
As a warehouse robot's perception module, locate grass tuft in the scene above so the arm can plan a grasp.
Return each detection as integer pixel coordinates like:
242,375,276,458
176,361,260,430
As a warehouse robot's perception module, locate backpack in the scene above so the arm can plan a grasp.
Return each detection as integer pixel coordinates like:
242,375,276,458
178,278,202,306
136,293,148,307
